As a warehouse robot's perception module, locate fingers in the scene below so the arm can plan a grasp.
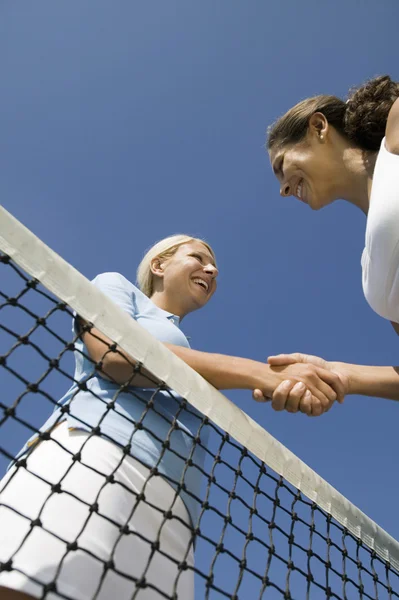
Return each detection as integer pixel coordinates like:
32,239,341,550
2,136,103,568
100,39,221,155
271,380,296,411
272,380,310,413
285,365,338,412
267,353,305,366
267,354,346,405
284,381,308,413
256,376,338,417
307,378,336,412
307,366,347,409
253,389,269,402
307,396,323,417
298,390,314,416
272,383,322,417
254,381,310,414
314,366,346,404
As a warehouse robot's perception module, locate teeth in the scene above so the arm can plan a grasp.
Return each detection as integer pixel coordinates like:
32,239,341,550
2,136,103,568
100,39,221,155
192,278,208,291
296,180,302,199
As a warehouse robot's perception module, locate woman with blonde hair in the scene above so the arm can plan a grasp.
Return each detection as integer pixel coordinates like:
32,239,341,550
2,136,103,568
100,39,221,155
262,75,399,413
0,234,341,600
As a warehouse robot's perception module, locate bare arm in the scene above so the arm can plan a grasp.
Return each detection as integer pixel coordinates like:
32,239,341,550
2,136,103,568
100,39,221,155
81,322,266,391
268,353,399,403
331,361,399,401
385,97,399,154
79,322,342,406
80,322,159,388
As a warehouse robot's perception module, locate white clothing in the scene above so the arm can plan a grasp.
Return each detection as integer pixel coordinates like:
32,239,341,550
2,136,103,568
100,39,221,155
0,423,194,600
362,138,399,323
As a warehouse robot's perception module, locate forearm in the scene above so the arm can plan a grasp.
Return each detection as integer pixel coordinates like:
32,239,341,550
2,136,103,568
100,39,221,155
81,326,161,387
96,337,276,393
164,344,273,392
89,332,335,402
332,362,399,400
99,353,158,387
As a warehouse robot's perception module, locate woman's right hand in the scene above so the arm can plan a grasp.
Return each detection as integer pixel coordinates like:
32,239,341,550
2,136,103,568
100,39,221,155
252,360,345,416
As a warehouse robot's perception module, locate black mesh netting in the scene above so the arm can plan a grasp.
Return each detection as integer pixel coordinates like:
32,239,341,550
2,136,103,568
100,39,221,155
1,251,399,600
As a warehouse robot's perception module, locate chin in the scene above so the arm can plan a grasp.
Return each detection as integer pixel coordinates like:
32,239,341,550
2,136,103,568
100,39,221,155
197,298,209,309
190,297,207,312
308,194,333,211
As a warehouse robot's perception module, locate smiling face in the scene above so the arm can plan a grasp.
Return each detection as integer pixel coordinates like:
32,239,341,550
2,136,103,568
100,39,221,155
151,240,218,317
270,115,344,211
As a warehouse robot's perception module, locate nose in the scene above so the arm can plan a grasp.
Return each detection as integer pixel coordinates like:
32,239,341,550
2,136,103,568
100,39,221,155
205,264,218,278
280,181,291,197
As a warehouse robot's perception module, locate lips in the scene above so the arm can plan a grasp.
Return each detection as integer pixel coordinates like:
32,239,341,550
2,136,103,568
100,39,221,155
191,277,209,293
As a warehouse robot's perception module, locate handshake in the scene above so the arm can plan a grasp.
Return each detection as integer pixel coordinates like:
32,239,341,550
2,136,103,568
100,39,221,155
252,352,350,417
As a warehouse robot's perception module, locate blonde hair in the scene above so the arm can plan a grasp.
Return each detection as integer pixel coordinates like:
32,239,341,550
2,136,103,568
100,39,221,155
136,234,216,298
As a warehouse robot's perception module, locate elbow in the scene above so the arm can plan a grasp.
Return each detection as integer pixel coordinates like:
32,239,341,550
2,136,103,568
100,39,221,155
93,349,136,381
100,350,135,369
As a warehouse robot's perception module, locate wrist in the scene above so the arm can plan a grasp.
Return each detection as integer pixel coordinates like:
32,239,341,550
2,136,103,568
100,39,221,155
249,362,279,397
329,361,356,395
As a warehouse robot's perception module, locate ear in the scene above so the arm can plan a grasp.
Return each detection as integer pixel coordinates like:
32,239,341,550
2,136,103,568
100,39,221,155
150,258,165,278
308,112,329,141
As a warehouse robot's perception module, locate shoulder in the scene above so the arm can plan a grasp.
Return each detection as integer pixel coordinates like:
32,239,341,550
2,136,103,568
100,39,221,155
90,272,144,316
91,271,141,301
92,272,138,292
385,97,399,155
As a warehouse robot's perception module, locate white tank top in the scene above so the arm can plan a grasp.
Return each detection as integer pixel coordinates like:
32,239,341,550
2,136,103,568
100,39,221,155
362,138,399,323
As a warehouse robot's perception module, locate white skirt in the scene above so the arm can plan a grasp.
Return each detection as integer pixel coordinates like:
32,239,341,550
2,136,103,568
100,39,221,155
0,422,194,600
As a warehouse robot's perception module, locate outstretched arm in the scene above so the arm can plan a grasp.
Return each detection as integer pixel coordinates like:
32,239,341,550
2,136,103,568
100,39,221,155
78,322,343,411
332,362,399,400
267,352,399,403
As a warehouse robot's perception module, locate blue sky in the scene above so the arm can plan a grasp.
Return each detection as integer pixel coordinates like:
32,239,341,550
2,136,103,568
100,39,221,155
1,0,399,597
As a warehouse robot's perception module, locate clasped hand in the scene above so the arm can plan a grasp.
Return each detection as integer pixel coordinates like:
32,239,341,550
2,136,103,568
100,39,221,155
253,353,348,417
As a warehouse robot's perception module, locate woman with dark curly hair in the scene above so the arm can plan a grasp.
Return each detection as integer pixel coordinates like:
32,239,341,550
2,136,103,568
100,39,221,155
256,76,399,414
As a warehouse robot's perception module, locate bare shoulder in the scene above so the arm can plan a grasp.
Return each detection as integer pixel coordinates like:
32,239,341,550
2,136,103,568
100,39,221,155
385,97,399,155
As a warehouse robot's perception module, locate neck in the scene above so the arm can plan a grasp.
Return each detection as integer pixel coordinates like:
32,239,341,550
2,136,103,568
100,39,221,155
150,290,188,320
339,147,378,215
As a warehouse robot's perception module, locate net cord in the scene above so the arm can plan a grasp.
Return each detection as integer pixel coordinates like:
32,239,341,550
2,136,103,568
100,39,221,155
1,204,398,571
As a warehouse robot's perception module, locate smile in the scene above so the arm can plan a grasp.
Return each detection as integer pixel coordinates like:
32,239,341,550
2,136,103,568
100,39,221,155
296,179,307,204
192,277,209,292
296,179,303,200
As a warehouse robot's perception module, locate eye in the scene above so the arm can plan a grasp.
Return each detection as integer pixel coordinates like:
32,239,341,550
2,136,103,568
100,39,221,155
280,156,285,178
273,155,285,180
191,253,203,263
277,156,285,179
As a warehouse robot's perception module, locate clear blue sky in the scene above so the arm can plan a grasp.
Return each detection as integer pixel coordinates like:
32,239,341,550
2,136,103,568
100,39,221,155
1,1,398,597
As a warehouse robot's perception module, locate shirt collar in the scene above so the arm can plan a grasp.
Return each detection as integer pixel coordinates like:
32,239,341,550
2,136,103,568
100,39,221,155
149,298,181,326
167,314,180,326
155,305,180,326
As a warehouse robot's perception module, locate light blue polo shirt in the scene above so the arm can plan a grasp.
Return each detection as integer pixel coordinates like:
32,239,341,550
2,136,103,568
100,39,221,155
15,272,208,525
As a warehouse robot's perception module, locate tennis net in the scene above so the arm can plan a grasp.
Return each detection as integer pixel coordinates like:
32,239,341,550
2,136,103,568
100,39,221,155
1,205,399,600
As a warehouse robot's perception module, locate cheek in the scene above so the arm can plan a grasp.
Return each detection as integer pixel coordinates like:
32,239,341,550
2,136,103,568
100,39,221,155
297,154,315,174
286,144,316,174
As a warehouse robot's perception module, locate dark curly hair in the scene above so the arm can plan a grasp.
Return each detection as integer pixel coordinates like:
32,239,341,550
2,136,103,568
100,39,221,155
267,75,399,153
